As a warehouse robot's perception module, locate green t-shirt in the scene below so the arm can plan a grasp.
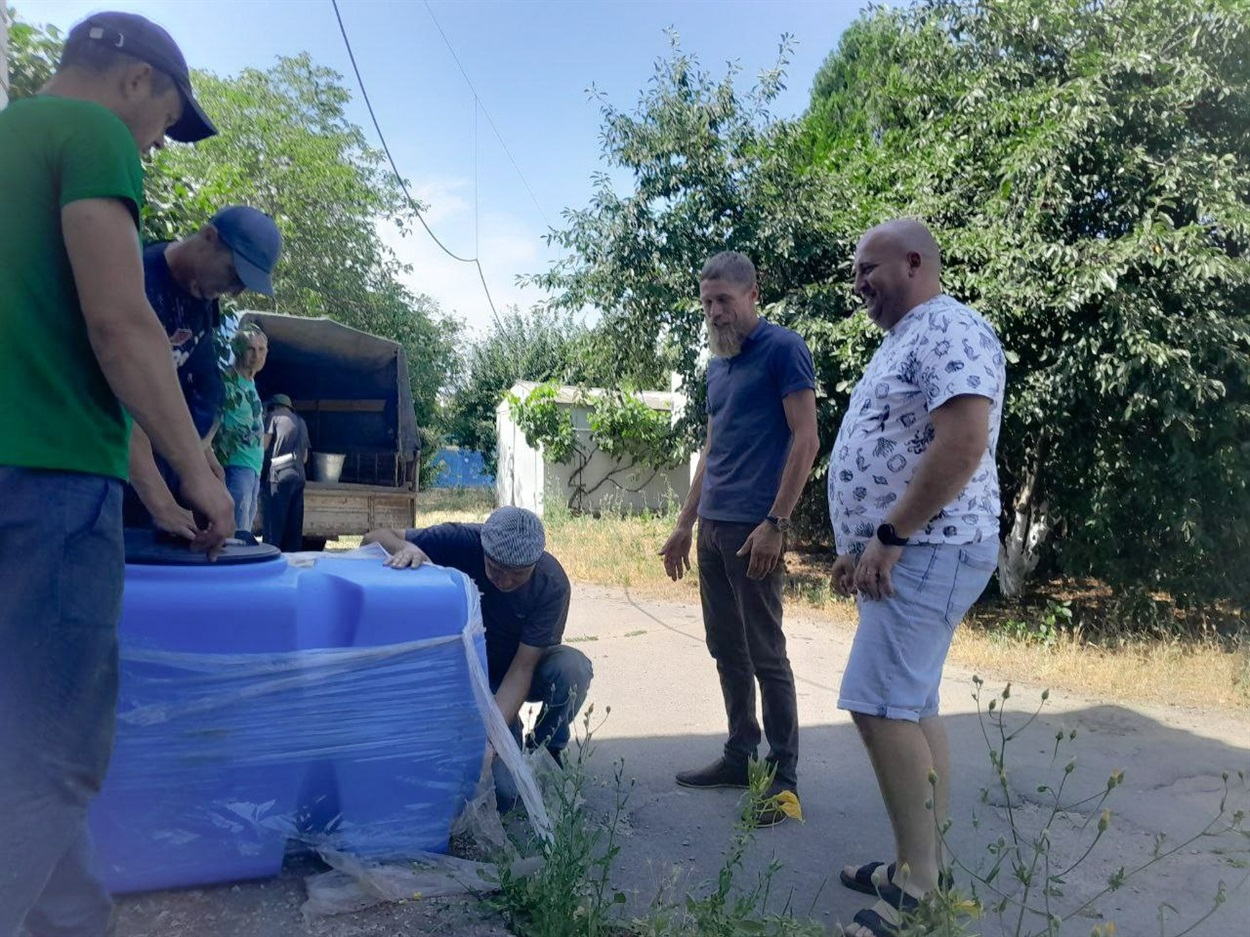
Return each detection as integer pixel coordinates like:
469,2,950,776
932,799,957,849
218,372,266,473
0,95,145,480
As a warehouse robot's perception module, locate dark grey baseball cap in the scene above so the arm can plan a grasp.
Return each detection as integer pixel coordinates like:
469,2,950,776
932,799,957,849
67,11,217,143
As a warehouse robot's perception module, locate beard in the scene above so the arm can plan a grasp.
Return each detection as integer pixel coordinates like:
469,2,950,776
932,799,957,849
708,322,743,358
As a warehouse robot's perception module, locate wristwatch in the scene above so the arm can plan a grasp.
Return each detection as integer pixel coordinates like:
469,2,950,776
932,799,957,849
876,523,908,547
766,515,792,533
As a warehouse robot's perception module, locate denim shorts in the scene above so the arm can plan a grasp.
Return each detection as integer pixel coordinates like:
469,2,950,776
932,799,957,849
838,540,998,722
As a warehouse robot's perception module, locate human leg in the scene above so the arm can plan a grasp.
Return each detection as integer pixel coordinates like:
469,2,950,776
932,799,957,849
526,644,594,756
0,468,123,937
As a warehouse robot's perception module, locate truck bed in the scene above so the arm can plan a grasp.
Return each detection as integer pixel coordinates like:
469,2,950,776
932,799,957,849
302,482,417,540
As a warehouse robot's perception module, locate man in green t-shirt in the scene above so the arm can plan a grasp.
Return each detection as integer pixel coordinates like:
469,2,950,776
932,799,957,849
215,325,271,532
0,12,234,935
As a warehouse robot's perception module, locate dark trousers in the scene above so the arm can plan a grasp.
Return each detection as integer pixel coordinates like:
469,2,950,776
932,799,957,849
491,645,594,810
261,473,305,553
0,468,123,937
697,518,799,786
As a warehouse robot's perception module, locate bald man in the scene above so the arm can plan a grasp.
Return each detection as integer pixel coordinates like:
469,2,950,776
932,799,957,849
828,220,1005,937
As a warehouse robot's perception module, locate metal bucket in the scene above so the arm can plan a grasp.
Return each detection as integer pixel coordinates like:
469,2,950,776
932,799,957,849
312,452,346,483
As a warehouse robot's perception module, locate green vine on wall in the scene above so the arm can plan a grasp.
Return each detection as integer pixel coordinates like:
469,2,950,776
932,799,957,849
506,381,688,511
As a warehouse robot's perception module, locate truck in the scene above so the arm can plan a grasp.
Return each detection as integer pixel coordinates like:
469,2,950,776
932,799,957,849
239,311,420,549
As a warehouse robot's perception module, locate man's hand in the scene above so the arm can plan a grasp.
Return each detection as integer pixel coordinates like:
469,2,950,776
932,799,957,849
384,542,430,569
831,553,857,597
179,471,235,558
736,521,783,580
659,523,694,581
150,499,198,542
205,446,226,483
853,538,903,600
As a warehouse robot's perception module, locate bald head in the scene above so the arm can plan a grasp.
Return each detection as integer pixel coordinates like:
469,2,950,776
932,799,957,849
853,218,944,329
859,219,942,272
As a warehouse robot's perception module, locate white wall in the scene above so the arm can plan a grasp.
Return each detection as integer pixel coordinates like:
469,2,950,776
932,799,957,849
497,384,693,518
538,404,689,516
495,401,545,514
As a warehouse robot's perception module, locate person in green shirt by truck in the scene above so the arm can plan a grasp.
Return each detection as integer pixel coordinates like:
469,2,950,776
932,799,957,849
216,324,271,534
0,12,233,935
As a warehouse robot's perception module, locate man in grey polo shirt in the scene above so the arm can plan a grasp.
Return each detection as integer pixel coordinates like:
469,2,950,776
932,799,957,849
659,251,820,826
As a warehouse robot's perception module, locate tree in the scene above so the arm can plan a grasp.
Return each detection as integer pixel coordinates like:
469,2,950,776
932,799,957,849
5,7,60,99
444,307,611,473
806,0,1250,611
529,31,851,423
536,3,1250,616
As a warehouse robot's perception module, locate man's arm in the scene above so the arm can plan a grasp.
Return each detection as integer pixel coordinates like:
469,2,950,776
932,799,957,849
768,389,820,520
62,198,233,546
853,394,991,599
127,426,196,540
886,395,990,538
493,643,543,728
363,527,430,568
659,419,711,581
737,389,820,578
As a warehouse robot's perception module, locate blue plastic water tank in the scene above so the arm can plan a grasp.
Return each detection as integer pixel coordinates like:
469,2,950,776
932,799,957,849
90,540,302,893
296,558,487,858
90,537,489,893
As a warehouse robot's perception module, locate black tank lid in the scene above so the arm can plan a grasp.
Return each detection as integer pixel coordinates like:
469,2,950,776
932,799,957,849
124,528,283,565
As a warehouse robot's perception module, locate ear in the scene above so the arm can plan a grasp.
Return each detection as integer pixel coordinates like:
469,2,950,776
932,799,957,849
119,61,155,99
200,225,219,245
907,250,923,275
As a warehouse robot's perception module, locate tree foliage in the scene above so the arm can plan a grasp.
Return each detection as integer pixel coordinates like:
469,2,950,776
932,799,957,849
444,307,619,473
537,1,1250,614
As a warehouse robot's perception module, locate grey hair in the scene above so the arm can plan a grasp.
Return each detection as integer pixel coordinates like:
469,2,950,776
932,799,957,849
699,251,757,289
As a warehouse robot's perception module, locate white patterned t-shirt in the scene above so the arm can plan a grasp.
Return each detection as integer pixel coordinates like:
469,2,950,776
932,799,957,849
827,294,1005,557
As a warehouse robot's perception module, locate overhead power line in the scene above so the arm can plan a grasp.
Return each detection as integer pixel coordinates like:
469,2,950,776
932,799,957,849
329,0,501,325
420,0,550,228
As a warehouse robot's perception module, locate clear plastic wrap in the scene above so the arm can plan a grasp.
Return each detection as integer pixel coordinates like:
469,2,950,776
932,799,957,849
89,544,549,895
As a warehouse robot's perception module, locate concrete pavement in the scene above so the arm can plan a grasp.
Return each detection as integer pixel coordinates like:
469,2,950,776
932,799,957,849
115,581,1249,936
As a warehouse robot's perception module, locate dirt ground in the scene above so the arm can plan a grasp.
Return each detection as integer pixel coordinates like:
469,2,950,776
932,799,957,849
116,583,1250,937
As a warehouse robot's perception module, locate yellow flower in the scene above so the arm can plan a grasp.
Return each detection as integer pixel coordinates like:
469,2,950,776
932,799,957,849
950,898,981,918
768,789,804,821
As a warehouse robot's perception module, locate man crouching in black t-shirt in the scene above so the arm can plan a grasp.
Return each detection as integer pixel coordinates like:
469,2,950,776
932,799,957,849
364,507,593,804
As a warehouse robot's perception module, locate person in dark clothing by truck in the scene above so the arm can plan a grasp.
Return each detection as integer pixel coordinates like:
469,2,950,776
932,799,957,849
261,394,310,552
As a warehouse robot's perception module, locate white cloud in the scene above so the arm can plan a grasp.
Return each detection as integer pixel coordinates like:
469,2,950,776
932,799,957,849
375,179,556,335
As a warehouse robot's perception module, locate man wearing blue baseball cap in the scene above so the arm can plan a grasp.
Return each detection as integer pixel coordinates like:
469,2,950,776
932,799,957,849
0,11,231,936
364,508,594,808
125,207,284,537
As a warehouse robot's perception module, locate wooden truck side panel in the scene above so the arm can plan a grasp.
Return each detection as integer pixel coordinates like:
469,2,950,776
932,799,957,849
301,482,417,539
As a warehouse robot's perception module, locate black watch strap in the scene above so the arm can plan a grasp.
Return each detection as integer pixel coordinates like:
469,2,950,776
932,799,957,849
766,515,792,533
876,523,908,547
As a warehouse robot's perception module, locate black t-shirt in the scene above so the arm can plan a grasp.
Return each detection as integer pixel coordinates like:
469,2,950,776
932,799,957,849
406,523,570,686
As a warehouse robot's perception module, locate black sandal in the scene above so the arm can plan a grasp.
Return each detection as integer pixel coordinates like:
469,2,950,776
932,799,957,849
847,886,920,937
840,860,893,895
841,860,954,895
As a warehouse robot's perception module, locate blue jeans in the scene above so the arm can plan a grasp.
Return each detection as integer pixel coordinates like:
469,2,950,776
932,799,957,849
224,466,260,534
492,645,594,810
0,467,124,937
839,540,998,722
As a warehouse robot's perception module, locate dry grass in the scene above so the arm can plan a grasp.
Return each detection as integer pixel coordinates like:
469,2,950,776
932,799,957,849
341,489,1249,712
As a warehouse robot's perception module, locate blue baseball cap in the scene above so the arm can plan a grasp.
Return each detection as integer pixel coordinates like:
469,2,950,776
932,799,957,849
68,12,216,143
210,206,282,296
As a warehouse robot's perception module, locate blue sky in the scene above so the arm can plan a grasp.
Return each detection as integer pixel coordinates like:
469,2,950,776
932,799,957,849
15,0,867,332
